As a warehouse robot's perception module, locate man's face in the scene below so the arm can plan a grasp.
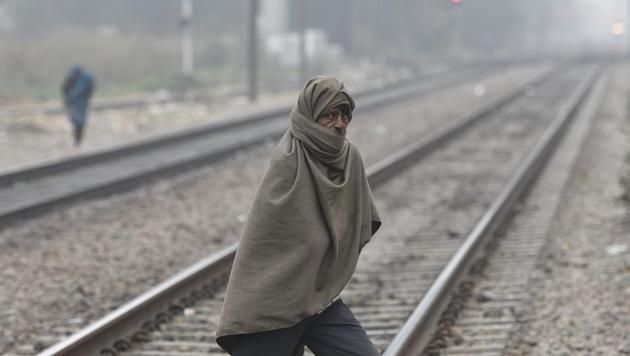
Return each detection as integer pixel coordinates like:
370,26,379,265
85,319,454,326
318,108,349,135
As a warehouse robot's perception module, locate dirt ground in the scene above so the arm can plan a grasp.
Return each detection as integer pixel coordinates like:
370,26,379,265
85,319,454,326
504,61,630,355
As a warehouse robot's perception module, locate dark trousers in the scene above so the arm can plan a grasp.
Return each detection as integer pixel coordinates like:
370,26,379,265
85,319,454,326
231,300,380,356
72,121,84,146
67,104,88,146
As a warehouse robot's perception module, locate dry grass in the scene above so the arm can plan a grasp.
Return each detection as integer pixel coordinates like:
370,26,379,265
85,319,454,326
0,32,199,102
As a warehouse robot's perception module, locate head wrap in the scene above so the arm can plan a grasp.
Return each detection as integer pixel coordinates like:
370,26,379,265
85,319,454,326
321,91,354,120
216,76,381,352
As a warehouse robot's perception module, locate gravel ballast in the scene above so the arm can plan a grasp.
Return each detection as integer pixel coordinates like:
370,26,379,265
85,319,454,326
503,62,630,355
0,64,549,354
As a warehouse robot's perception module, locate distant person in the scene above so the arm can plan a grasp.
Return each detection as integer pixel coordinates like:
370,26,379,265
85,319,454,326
62,66,94,146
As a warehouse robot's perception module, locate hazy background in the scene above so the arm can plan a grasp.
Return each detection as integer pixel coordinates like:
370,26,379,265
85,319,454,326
0,0,627,103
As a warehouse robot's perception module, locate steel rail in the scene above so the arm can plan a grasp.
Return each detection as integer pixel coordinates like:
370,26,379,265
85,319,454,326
382,64,601,356
0,104,286,187
36,64,566,356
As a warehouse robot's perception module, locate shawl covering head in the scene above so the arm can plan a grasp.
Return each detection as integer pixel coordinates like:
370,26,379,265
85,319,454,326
216,76,381,352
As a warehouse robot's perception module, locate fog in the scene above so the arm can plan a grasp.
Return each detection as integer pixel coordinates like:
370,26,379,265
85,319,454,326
0,0,627,103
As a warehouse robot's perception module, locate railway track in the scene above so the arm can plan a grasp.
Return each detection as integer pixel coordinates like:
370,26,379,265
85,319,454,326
33,62,601,356
418,68,607,356
382,65,602,355
0,64,503,227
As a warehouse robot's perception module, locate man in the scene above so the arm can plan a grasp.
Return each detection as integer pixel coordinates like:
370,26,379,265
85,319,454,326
216,76,382,356
62,66,94,146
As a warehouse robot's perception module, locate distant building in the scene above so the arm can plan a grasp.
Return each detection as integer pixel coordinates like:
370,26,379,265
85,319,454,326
259,0,288,36
287,0,353,53
259,0,348,66
266,29,342,67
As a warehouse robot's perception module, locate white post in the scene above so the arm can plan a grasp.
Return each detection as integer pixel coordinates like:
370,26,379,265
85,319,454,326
298,0,308,85
247,0,259,102
181,0,194,77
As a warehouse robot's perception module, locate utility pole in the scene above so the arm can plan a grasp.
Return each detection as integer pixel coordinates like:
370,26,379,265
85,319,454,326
297,0,308,86
180,0,194,78
247,0,258,102
449,0,463,56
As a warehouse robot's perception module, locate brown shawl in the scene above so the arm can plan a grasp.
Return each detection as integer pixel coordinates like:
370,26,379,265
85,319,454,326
216,76,381,352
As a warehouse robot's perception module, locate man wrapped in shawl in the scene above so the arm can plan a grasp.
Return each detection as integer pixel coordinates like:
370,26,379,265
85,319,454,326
216,76,382,356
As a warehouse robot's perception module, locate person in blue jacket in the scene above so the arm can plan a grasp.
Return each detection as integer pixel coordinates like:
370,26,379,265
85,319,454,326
62,66,95,146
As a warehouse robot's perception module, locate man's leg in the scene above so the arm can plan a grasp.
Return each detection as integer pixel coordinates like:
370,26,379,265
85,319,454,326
75,107,86,146
302,300,380,356
73,121,83,146
69,106,83,146
230,325,306,356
